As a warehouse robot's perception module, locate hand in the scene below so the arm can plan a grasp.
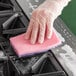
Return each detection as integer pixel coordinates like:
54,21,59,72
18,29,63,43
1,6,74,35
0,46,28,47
25,8,54,44
25,0,71,44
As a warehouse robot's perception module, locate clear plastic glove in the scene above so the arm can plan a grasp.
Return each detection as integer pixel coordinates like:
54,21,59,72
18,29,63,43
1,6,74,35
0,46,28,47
25,0,71,44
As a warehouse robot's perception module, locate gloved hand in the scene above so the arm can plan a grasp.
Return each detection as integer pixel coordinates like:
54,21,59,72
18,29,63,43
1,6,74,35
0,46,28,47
25,0,71,44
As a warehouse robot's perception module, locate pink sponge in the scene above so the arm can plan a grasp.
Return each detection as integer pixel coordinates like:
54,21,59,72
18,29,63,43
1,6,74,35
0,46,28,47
10,30,61,57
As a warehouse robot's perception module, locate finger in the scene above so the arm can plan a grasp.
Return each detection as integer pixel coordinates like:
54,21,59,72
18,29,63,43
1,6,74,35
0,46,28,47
30,22,39,44
25,10,38,40
25,19,34,39
38,16,46,44
46,17,53,39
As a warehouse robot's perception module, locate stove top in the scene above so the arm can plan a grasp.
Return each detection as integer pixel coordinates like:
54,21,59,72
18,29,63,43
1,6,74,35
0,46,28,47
0,0,76,76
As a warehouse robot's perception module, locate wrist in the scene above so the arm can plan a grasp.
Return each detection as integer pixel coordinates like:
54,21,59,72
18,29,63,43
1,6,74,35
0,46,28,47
44,0,71,18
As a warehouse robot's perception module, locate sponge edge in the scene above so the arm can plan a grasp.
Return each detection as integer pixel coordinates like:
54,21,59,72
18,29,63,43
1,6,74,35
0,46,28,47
10,30,61,57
